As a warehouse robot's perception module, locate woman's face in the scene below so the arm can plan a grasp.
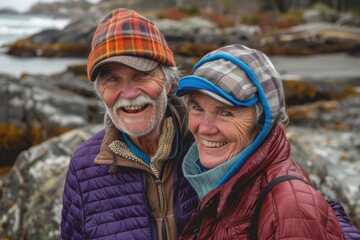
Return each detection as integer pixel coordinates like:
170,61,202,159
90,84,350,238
188,92,257,169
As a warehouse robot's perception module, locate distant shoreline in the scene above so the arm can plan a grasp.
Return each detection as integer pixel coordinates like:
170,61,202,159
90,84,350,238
270,52,360,85
1,52,360,87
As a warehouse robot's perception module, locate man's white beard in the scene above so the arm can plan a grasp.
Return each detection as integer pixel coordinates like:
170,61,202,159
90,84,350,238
105,86,168,137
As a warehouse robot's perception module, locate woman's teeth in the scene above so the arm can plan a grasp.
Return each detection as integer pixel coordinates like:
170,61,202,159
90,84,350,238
201,139,227,148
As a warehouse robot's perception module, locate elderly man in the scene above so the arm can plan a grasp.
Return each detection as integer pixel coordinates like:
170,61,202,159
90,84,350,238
61,8,197,240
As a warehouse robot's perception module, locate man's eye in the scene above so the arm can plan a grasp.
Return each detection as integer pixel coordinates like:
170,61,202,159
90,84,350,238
100,76,118,86
107,77,117,82
136,72,152,80
193,105,203,111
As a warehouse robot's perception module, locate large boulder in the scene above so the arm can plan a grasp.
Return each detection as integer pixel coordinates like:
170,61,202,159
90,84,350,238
261,22,360,55
0,73,103,167
0,125,102,240
286,126,360,227
0,73,102,129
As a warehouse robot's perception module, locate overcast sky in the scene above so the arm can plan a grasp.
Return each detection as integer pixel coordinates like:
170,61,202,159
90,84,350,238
0,0,99,13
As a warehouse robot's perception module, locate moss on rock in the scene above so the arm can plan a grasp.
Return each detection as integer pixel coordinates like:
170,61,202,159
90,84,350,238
6,39,90,58
283,80,357,106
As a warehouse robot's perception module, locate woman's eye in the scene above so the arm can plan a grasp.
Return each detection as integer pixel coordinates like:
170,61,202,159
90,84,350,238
221,111,233,117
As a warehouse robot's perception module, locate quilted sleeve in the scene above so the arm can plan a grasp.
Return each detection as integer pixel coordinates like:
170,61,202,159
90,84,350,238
259,180,345,240
61,158,85,240
328,199,360,240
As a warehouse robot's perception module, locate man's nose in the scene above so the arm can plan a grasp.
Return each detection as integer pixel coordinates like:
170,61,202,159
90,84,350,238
120,80,141,99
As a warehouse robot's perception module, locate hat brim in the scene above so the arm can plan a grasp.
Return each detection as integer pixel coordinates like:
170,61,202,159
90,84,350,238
90,55,158,81
176,75,258,107
198,90,234,106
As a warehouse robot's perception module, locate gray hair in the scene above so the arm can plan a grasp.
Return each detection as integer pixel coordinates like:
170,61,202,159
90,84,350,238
253,102,288,132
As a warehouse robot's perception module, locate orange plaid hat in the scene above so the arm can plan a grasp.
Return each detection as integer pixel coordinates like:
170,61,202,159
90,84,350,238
87,8,176,81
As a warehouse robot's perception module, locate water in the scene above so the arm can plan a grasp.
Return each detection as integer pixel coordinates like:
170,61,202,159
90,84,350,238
0,14,70,46
1,14,360,82
0,53,86,76
0,13,85,77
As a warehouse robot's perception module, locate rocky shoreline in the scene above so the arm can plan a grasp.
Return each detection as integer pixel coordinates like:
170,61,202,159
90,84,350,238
4,16,360,71
2,1,360,74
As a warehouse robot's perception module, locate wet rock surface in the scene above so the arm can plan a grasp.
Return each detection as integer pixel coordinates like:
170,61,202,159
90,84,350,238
0,125,102,239
0,72,103,167
5,16,360,61
286,126,360,227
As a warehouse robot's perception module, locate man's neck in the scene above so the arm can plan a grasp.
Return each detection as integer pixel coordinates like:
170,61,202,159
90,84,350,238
129,124,162,158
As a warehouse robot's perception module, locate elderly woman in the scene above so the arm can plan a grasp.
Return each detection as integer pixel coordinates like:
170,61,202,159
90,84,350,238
175,44,345,239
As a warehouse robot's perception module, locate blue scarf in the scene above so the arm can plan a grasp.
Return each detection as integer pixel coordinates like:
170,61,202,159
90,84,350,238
182,143,245,200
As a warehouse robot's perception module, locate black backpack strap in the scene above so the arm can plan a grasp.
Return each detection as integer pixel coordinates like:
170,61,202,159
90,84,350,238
249,175,308,240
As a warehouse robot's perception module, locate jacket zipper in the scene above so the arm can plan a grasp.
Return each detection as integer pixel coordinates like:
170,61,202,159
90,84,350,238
134,161,167,239
156,156,173,240
155,174,167,240
155,179,165,215
109,137,171,239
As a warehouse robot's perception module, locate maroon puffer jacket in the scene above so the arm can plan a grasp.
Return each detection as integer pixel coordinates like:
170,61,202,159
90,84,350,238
179,125,344,240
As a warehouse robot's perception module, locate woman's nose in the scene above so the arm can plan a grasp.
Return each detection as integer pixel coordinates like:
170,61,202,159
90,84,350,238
198,118,218,135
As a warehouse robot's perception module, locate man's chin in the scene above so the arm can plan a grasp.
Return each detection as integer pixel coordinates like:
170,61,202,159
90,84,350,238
118,123,154,137
125,129,150,138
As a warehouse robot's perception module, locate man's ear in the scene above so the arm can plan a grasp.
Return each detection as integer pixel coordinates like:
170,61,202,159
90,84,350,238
166,79,172,94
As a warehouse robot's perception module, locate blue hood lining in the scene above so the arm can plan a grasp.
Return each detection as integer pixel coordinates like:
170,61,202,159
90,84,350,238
176,75,258,106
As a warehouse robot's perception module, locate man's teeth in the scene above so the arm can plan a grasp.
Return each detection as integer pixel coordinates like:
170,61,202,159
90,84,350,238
123,105,145,111
201,139,227,148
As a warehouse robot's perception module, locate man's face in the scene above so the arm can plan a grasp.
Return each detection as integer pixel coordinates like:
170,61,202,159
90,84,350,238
98,63,171,137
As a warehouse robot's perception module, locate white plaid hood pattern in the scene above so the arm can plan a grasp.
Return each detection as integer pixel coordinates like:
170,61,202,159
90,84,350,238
177,44,287,131
176,44,288,186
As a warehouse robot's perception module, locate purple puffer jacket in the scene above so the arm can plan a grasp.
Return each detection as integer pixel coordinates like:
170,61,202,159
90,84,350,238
61,129,198,240
328,199,360,240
